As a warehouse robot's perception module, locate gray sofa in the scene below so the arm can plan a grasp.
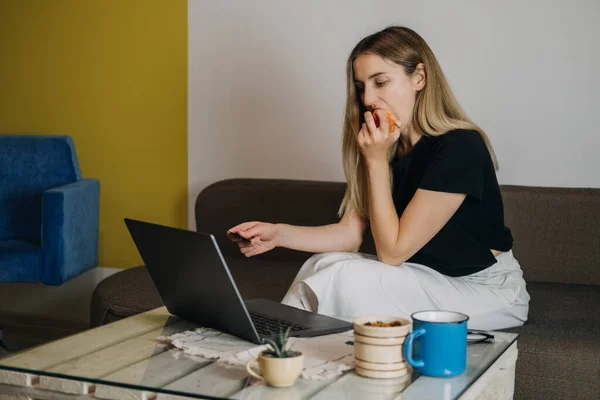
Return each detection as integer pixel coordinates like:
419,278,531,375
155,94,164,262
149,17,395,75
91,178,600,399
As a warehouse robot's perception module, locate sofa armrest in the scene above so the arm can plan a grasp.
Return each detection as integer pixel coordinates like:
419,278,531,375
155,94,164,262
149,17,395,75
41,178,100,285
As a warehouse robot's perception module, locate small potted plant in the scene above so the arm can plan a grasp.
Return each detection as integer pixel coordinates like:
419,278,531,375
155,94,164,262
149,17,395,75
245,327,304,387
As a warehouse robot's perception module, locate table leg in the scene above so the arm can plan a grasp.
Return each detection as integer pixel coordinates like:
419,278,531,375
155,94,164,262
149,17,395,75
459,341,518,400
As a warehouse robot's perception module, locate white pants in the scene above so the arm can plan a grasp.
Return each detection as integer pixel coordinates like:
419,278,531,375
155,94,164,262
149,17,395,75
281,251,530,330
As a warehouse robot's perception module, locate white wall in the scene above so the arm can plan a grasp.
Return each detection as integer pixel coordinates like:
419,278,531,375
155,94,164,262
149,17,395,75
188,0,600,228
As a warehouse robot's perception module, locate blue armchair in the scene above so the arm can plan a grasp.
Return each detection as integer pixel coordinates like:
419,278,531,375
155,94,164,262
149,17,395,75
0,135,99,285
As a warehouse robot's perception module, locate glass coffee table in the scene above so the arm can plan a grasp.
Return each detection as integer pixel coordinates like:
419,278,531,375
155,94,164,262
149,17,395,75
0,307,518,400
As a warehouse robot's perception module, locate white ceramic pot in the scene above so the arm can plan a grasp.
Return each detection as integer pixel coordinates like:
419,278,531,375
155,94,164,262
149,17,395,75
246,351,304,387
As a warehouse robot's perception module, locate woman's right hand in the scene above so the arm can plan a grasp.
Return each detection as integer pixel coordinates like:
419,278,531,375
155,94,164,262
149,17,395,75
227,221,279,257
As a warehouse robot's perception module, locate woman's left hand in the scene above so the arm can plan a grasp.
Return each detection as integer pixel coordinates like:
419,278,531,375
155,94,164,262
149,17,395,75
357,110,401,164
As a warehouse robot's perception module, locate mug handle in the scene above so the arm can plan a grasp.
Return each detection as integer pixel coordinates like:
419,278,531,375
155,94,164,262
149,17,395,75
245,358,263,380
403,327,426,369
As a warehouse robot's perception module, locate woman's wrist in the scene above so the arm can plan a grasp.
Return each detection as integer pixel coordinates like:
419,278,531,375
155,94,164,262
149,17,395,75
365,157,389,173
365,159,390,177
274,223,287,247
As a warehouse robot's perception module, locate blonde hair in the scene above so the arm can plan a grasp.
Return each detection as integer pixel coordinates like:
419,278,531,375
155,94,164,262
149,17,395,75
338,26,498,218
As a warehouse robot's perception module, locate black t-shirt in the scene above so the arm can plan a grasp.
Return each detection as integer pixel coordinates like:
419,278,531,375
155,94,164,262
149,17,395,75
391,129,513,277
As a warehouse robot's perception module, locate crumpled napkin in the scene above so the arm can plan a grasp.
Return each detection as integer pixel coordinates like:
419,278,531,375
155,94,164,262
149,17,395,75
158,327,355,380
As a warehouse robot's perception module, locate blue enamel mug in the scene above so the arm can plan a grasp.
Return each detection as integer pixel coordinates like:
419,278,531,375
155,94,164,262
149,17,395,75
403,310,469,377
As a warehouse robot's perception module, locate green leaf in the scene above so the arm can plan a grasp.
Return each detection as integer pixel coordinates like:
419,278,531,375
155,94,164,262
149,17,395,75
260,326,294,358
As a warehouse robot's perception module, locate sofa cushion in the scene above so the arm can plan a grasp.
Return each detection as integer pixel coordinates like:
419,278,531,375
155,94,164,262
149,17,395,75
502,186,600,286
196,179,600,286
503,282,600,399
0,240,42,282
195,179,353,262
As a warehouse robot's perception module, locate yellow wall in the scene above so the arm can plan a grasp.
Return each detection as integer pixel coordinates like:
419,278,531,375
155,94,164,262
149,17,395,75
0,1,188,268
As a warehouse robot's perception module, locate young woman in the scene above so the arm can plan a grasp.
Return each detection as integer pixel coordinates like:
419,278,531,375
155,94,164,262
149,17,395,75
227,26,529,330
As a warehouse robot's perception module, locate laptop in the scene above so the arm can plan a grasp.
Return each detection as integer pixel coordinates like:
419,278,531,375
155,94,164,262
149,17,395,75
124,218,353,344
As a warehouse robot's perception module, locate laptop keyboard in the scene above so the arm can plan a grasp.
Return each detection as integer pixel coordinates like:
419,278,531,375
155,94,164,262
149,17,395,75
249,312,309,337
